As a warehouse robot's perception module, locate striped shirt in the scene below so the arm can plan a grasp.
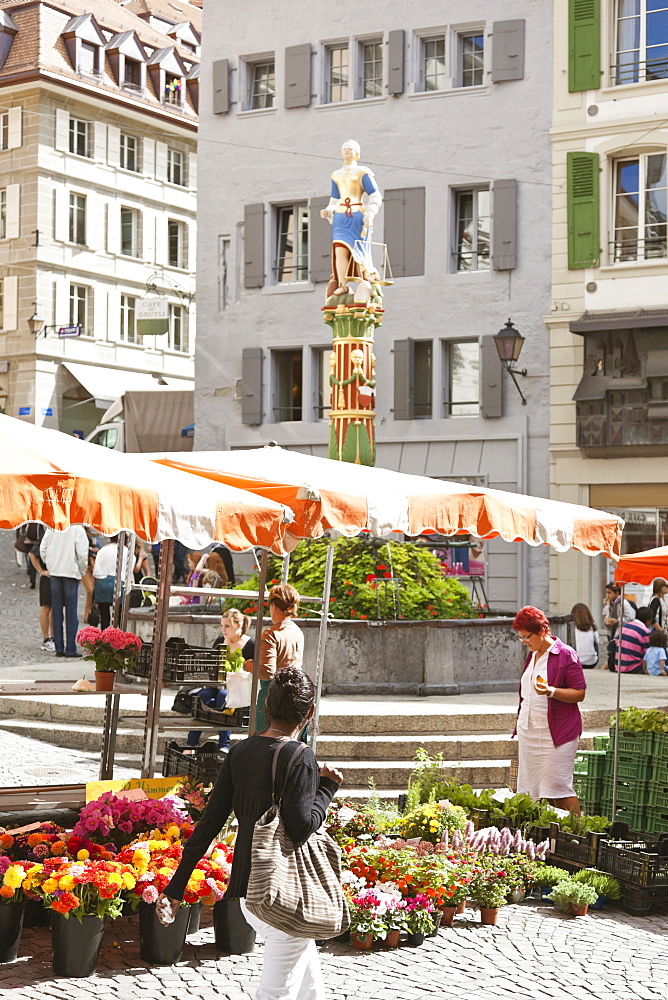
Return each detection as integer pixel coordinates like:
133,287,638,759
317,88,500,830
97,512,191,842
617,620,651,672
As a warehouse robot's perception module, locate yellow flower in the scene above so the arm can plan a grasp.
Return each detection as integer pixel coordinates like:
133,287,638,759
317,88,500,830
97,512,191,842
42,878,58,894
121,873,136,890
77,849,90,861
58,875,75,891
189,870,205,882
166,825,181,839
3,866,25,889
149,840,169,852
107,873,123,889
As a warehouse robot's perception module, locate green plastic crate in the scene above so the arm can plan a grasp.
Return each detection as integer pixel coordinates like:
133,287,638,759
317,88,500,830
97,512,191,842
593,735,610,751
651,758,668,784
601,800,648,833
574,773,604,802
646,780,668,808
652,731,668,760
603,776,650,807
581,798,602,817
574,750,608,776
609,728,655,755
646,806,668,836
604,751,652,783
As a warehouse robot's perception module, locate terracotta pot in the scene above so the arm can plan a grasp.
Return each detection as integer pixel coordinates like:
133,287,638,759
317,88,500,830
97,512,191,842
455,901,466,914
382,929,400,948
479,907,499,925
569,903,589,917
439,906,457,926
351,931,373,951
95,671,115,692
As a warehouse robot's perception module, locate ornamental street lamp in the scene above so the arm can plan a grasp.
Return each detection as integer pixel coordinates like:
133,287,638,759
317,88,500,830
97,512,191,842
494,318,527,405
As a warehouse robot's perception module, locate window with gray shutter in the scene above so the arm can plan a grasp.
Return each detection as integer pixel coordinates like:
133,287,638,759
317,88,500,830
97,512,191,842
309,196,332,283
384,187,425,278
212,59,229,114
491,179,517,270
387,30,404,96
285,44,311,108
480,335,503,418
242,347,264,425
244,203,265,288
393,338,414,420
491,20,525,82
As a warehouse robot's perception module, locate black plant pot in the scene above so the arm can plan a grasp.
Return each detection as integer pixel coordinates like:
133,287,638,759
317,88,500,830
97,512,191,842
139,902,190,965
213,898,256,954
406,931,425,947
0,902,26,963
51,914,105,978
334,928,350,943
187,902,202,935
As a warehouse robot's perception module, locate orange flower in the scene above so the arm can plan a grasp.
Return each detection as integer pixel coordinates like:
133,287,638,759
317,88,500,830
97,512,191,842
27,834,45,847
0,834,14,849
0,885,14,898
51,891,79,914
50,841,66,856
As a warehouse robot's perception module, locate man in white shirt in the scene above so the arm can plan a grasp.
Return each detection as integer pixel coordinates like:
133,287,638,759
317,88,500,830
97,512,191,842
40,525,89,657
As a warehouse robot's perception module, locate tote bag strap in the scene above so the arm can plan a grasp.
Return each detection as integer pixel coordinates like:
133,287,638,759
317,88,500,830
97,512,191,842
271,740,307,805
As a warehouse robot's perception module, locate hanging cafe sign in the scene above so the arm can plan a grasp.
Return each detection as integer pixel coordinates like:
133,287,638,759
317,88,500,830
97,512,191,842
136,296,169,338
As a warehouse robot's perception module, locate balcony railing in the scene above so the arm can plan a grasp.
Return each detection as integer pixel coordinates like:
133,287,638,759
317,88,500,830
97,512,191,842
611,57,668,87
609,233,668,264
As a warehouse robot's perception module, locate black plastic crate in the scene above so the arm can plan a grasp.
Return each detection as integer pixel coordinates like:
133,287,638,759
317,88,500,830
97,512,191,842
549,822,601,866
162,739,223,783
598,840,668,887
127,642,225,684
621,882,668,916
193,702,250,730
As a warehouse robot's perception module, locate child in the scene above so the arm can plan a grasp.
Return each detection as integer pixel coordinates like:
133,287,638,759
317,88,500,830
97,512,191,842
644,630,668,677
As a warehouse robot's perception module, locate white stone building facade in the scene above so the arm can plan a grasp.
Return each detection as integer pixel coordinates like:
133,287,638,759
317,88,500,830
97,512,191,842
0,0,200,438
195,1,554,611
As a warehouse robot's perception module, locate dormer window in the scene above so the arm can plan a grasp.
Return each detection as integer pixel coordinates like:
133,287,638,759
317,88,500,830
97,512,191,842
165,74,182,105
124,57,141,90
0,12,19,70
147,47,188,109
79,41,99,76
62,14,106,79
106,31,147,94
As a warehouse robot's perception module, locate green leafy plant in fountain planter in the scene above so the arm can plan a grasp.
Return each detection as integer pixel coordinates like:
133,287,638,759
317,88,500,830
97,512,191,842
546,878,598,915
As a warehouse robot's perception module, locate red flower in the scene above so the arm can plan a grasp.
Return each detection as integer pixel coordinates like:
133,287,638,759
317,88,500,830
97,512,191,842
365,574,376,583
376,564,387,571
383,572,392,578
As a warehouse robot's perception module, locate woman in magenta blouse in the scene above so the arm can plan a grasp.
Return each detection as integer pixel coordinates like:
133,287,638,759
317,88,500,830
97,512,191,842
512,606,587,815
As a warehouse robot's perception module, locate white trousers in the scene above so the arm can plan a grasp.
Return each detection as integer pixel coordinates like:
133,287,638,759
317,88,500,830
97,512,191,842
240,899,326,1000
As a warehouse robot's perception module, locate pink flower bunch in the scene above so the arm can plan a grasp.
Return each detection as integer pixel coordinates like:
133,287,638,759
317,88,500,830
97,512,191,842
72,792,188,848
75,627,142,672
100,627,142,651
404,893,434,914
76,626,102,645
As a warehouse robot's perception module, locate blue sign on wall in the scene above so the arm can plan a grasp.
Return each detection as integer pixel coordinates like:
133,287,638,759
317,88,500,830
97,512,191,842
42,407,53,416
18,406,31,415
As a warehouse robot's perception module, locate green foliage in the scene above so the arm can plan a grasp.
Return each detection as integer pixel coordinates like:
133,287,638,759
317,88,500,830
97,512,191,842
571,868,621,900
610,707,668,733
547,878,598,909
361,778,401,833
226,537,475,622
533,864,570,888
560,812,610,835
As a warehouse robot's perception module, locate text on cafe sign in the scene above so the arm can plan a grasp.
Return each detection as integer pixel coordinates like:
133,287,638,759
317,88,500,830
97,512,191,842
136,296,169,337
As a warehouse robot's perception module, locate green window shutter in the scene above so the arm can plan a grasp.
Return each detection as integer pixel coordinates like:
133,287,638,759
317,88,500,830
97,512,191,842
567,152,600,269
568,0,601,92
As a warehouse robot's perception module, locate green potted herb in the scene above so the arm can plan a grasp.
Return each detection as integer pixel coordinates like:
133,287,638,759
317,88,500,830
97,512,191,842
571,869,621,909
533,864,569,899
546,878,598,916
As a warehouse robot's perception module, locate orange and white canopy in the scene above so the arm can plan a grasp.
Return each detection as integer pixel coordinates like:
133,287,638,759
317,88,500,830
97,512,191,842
152,446,624,559
0,415,289,551
615,546,668,586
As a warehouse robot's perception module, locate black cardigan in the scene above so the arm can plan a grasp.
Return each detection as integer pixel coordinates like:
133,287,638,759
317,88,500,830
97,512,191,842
165,735,339,900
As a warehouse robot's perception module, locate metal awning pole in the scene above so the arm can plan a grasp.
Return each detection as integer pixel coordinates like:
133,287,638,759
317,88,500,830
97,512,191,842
141,539,174,778
281,554,290,584
249,549,268,735
310,543,334,755
612,583,625,822
99,531,128,780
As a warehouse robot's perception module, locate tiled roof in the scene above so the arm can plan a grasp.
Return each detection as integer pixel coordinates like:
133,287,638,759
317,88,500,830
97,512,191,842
111,0,202,32
0,1,199,121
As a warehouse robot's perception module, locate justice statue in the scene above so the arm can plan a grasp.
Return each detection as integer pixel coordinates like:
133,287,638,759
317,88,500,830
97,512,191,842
320,139,388,467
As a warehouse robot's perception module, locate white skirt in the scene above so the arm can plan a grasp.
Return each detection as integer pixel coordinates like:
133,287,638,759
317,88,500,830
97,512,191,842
516,725,579,800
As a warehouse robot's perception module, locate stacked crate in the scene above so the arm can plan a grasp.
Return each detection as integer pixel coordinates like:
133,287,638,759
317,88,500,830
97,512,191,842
602,729,668,835
572,749,607,815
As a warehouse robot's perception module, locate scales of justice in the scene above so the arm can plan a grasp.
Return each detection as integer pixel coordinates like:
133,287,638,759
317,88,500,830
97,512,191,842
320,139,392,467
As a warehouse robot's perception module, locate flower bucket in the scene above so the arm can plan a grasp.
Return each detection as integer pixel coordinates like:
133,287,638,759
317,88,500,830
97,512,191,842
351,931,373,951
23,899,50,928
439,906,457,926
406,931,425,947
94,671,115,692
569,903,589,917
139,902,190,965
51,914,105,978
479,907,499,926
509,887,525,904
213,898,256,954
382,929,400,948
187,902,202,935
0,902,26,963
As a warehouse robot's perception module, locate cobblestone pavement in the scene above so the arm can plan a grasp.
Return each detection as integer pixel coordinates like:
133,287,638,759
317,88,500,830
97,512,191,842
1,899,667,999
0,727,136,789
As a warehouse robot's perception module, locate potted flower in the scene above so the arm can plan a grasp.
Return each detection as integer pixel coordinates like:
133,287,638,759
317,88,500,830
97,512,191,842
22,856,136,977
348,888,389,950
398,801,467,846
469,860,511,925
570,869,621,910
546,878,598,916
72,791,188,849
404,895,435,946
76,626,142,690
532,864,569,899
381,894,407,949
0,857,33,963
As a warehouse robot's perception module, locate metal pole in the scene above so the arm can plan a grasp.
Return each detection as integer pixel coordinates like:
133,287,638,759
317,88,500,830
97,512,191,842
249,549,268,735
281,553,290,584
310,543,334,755
99,531,128,781
141,539,174,777
611,583,625,821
